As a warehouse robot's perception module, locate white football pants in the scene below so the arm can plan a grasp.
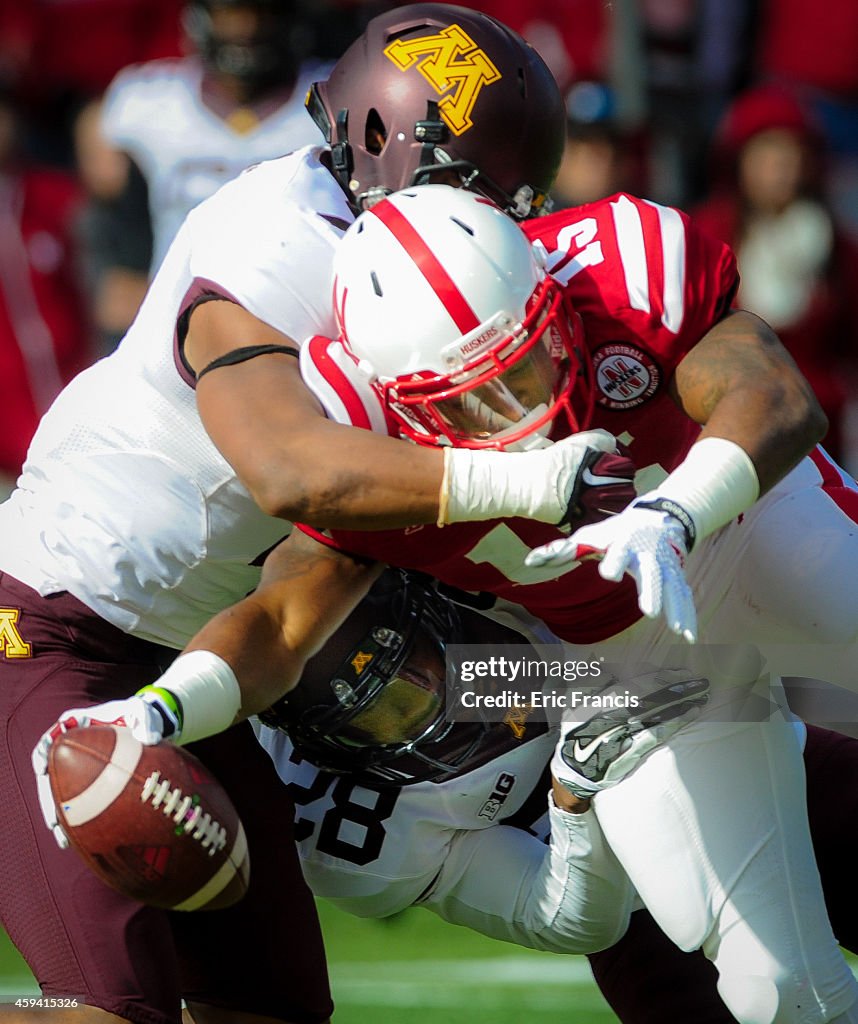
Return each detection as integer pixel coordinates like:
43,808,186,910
588,451,858,1024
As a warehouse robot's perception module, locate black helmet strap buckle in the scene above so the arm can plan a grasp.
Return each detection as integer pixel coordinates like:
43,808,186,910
413,100,449,180
331,108,353,180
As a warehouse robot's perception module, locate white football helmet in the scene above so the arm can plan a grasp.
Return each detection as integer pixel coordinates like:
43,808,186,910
332,184,594,451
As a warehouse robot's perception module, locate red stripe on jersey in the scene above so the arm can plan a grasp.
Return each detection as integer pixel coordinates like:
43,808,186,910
295,523,339,548
371,201,480,334
305,335,372,431
811,446,844,489
810,446,858,523
334,284,347,331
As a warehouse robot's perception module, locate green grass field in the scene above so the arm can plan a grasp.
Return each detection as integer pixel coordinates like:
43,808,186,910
315,902,620,1023
4,906,858,1022
1,901,621,1022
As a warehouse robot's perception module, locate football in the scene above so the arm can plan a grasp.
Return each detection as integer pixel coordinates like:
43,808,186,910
48,726,250,911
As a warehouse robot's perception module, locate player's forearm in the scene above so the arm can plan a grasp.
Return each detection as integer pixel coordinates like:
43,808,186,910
671,309,826,494
246,417,446,527
144,535,380,741
227,416,626,532
180,598,308,719
191,306,625,528
695,383,826,495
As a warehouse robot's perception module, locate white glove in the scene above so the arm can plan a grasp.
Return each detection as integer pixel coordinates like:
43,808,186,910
551,669,710,799
31,694,180,849
525,503,698,643
441,429,633,526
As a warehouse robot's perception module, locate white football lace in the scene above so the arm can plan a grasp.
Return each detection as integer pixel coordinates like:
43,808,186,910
140,771,227,856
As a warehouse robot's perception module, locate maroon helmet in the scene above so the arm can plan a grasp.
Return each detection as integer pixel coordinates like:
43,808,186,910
306,3,565,219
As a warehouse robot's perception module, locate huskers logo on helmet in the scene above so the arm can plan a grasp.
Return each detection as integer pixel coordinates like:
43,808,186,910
383,25,501,136
0,609,31,658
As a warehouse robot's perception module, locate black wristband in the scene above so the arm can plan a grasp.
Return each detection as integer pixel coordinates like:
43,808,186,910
151,702,179,739
633,497,697,551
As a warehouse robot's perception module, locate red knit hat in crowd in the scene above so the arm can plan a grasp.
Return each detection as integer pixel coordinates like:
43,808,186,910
717,83,821,153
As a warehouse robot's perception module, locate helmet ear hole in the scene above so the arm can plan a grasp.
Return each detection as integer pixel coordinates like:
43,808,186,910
365,109,387,155
312,3,565,216
516,66,526,97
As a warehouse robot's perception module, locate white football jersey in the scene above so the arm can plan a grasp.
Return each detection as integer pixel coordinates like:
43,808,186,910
255,725,635,953
0,147,353,648
257,725,556,915
102,56,331,271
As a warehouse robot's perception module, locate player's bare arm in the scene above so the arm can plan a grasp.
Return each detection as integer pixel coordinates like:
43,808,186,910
184,530,383,717
185,299,447,527
529,310,828,641
670,308,827,494
521,192,831,642
185,299,627,530
31,531,382,853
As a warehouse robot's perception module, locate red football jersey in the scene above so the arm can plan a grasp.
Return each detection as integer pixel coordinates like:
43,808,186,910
300,194,739,643
526,193,738,478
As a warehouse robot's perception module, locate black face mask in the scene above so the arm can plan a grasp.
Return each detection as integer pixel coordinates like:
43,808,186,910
186,3,300,97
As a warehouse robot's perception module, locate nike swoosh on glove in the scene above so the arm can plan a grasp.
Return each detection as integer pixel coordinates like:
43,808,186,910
525,503,698,643
31,694,181,849
551,669,710,799
563,445,637,527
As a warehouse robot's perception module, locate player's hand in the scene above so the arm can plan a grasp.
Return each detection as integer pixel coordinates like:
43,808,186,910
525,504,698,642
31,694,181,849
554,439,637,527
535,430,635,527
551,669,710,799
441,428,636,526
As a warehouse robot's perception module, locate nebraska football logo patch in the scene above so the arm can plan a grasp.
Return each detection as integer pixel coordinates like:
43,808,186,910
592,344,660,409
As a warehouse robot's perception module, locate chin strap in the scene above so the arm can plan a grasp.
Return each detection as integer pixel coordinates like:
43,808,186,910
413,100,450,182
330,108,353,190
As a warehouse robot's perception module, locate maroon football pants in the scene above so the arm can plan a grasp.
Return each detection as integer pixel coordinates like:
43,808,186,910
0,572,332,1024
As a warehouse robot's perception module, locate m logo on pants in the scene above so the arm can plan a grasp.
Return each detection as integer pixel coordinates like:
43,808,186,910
0,609,31,657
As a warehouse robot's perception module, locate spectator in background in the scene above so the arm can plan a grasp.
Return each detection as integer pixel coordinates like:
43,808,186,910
693,84,858,467
756,0,858,240
73,100,153,354
469,0,760,211
551,82,645,210
635,0,756,206
0,88,92,498
82,0,332,349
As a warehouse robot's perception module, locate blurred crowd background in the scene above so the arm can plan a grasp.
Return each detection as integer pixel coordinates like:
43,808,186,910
2,0,858,500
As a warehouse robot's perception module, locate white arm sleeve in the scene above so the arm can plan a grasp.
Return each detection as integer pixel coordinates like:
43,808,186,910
419,797,634,954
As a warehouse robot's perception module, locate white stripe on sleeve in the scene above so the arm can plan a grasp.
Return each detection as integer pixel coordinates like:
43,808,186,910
646,199,686,334
610,195,650,317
